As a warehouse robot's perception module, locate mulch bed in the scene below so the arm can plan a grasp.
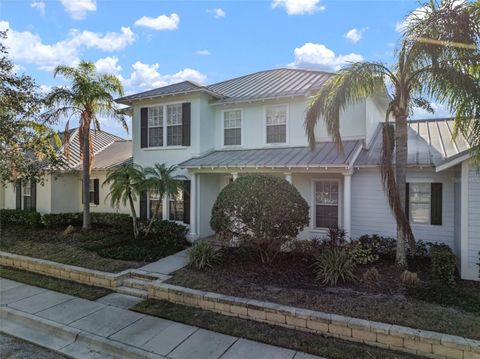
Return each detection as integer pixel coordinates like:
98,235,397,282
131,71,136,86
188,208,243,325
168,247,480,340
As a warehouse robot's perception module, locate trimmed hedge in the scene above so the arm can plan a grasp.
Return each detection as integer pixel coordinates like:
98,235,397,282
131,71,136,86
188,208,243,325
42,212,82,228
430,244,457,286
0,209,42,228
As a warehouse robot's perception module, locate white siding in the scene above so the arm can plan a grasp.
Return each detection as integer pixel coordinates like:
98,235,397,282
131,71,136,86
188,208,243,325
453,165,462,258
351,168,455,248
468,163,480,278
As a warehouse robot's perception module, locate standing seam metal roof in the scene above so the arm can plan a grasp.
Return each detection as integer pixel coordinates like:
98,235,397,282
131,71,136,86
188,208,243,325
179,140,362,169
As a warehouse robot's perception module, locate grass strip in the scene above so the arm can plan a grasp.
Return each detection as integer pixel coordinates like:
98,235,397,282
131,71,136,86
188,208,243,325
0,266,112,300
132,299,424,359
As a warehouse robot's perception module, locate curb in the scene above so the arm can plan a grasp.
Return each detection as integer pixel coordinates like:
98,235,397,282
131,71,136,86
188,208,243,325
0,307,166,359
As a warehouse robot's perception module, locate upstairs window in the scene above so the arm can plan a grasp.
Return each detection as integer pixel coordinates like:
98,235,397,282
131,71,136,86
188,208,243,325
148,106,163,147
167,104,183,146
266,104,287,144
315,181,339,229
223,110,242,146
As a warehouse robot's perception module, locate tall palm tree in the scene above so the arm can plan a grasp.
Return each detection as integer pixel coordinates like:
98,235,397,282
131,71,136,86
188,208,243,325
305,0,480,266
104,163,145,239
143,163,185,236
44,61,127,230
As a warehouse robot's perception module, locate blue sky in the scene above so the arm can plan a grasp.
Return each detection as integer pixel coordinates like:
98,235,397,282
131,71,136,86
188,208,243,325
1,0,449,137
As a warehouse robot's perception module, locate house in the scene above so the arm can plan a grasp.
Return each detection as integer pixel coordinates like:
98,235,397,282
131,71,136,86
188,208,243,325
116,67,479,281
2,127,133,215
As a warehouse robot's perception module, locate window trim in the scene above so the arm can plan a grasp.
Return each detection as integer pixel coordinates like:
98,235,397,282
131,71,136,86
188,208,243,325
221,108,243,147
264,103,289,146
147,190,163,220
409,182,432,225
147,105,164,148
88,178,98,206
142,101,186,149
311,178,342,231
168,189,185,223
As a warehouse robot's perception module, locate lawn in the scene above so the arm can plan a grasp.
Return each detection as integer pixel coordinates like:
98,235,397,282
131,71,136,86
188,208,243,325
132,299,423,359
168,247,480,340
0,266,112,300
0,224,187,272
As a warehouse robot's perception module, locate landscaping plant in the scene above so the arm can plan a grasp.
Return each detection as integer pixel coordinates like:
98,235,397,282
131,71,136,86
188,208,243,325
313,247,357,286
304,0,480,267
188,241,221,270
210,174,309,264
430,244,457,286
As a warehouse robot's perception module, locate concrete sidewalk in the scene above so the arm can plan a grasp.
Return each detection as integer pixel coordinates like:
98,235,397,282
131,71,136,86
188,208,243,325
138,249,189,275
0,278,324,359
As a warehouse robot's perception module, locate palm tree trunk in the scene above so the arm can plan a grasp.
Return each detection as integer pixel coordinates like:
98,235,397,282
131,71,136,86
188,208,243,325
128,192,139,239
145,194,162,237
395,113,408,267
82,128,92,230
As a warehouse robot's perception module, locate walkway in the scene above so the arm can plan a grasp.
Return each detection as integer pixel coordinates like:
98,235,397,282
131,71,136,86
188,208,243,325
139,248,189,275
0,278,324,359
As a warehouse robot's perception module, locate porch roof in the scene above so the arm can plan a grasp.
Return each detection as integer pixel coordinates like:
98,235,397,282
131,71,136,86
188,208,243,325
179,140,362,169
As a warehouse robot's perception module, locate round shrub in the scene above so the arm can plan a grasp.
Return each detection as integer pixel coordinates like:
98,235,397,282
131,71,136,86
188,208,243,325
430,244,457,286
188,241,221,270
210,174,309,264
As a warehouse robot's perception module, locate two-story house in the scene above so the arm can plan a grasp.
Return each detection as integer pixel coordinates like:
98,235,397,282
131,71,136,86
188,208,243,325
117,68,479,281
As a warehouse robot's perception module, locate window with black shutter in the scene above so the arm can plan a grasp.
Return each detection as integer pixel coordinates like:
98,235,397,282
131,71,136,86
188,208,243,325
15,180,22,210
407,182,442,225
431,183,442,225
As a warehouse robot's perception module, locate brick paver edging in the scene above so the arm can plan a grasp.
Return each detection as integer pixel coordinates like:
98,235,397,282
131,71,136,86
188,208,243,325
0,251,130,289
147,282,480,359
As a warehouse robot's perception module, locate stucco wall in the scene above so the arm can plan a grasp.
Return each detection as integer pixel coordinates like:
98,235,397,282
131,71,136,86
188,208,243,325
50,173,81,213
0,184,4,209
36,175,52,213
3,182,16,210
89,171,131,214
197,173,222,238
351,167,456,249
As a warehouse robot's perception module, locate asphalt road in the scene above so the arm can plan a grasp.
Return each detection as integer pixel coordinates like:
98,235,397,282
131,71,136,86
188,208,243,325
0,333,66,359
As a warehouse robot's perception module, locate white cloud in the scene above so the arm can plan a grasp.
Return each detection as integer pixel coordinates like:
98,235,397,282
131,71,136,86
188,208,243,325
272,0,325,15
195,49,211,56
59,0,96,20
344,28,367,43
207,8,226,19
124,61,207,90
67,27,135,51
31,0,45,15
134,13,180,31
291,42,363,71
0,20,79,71
412,102,452,119
0,21,135,72
94,56,122,75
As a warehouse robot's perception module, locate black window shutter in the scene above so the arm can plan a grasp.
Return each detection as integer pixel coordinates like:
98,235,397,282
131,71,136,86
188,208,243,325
182,102,191,146
93,179,100,205
140,191,147,220
431,183,442,225
183,180,191,224
405,182,410,221
30,179,36,211
141,108,148,148
15,180,21,210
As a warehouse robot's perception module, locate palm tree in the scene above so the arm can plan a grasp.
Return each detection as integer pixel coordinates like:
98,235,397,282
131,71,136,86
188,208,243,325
104,163,145,239
143,163,185,236
44,61,127,230
305,0,480,267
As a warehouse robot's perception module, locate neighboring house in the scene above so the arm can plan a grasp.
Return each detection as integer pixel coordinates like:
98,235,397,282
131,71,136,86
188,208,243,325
2,128,133,215
117,67,479,281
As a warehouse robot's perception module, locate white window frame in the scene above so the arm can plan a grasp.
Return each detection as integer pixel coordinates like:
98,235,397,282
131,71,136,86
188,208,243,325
88,178,97,205
143,101,187,150
147,105,164,148
264,103,289,146
311,179,342,231
409,182,431,225
23,181,31,210
148,190,163,220
221,108,243,147
166,103,183,147
168,189,185,223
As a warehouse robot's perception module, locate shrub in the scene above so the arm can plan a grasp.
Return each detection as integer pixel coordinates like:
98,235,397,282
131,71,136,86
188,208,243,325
42,212,82,228
0,209,42,228
188,241,221,270
313,247,357,286
430,244,457,286
144,220,189,245
401,270,420,287
357,234,396,258
210,174,309,264
362,267,380,285
91,212,132,232
351,241,380,265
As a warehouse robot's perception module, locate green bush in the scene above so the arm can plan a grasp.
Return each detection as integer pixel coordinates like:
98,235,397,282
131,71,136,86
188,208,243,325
91,212,132,232
188,241,221,270
314,247,357,286
210,174,309,264
430,244,457,286
42,212,83,228
0,209,42,228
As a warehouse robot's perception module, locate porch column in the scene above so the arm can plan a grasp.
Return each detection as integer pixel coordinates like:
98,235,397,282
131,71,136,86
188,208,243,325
231,172,238,181
343,172,352,238
188,173,198,241
285,172,292,184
